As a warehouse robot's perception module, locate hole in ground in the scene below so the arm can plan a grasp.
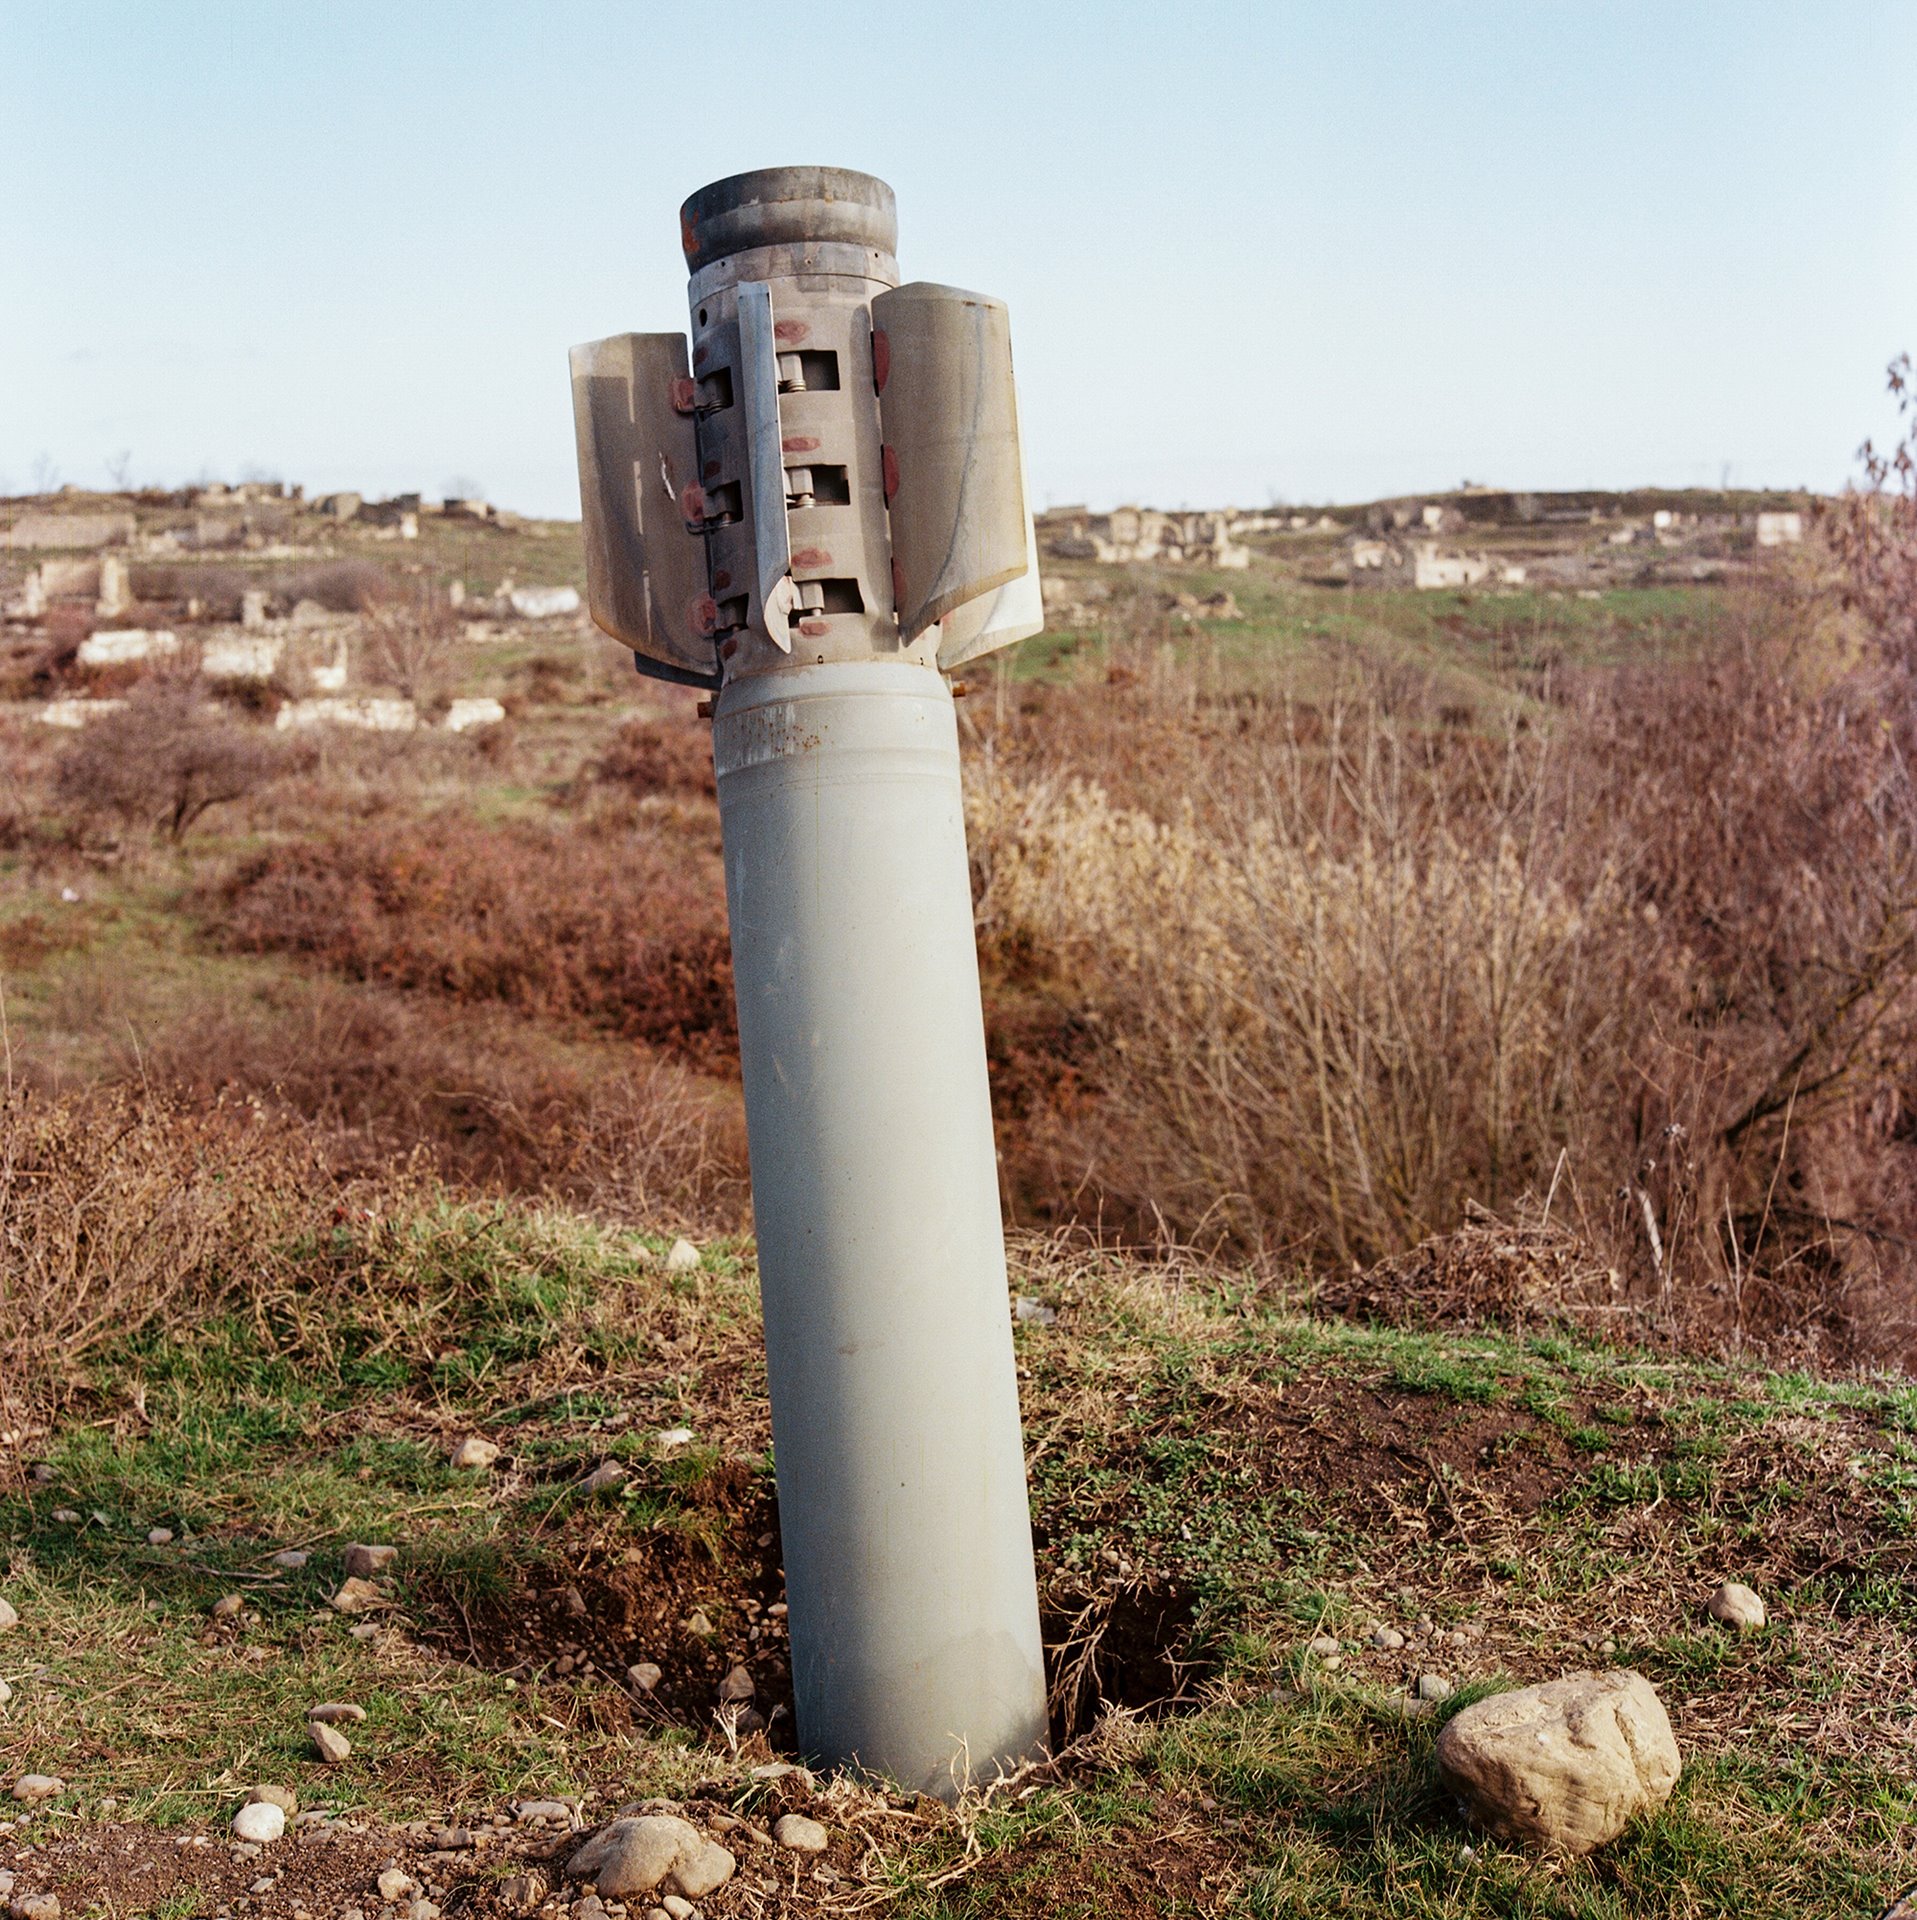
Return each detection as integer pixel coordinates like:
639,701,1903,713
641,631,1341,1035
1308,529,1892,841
1043,1579,1213,1746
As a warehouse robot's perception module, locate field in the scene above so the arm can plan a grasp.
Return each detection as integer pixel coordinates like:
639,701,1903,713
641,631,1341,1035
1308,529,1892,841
3,476,1916,1916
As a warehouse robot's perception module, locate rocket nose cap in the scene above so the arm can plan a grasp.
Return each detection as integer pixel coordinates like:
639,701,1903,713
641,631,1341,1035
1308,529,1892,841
680,167,898,273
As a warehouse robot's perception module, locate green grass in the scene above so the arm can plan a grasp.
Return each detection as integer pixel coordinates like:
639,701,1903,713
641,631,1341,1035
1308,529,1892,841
3,1203,1914,1911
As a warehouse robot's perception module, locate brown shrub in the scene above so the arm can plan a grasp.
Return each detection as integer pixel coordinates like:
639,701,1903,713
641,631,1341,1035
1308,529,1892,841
211,814,738,1070
53,677,297,842
119,976,748,1230
0,1084,337,1417
967,603,1917,1366
587,714,716,798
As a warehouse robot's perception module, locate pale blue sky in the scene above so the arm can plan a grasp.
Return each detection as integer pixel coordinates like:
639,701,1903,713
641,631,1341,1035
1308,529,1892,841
4,1,1912,515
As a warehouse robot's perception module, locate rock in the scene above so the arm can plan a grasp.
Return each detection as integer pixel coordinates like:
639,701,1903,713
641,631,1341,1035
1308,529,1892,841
10,1776,62,1803
655,1427,694,1450
406,1903,441,1920
664,1237,702,1273
579,1460,626,1497
0,1599,16,1632
28,1465,54,1484
432,1828,476,1850
146,1528,174,1546
627,1662,662,1693
1370,1626,1405,1651
0,1680,11,1704
49,1511,78,1526
516,1800,575,1824
1706,1582,1766,1631
232,1801,286,1843
772,1814,829,1854
11,1894,59,1920
330,1577,386,1614
572,1899,608,1920
308,1701,366,1724
1416,1673,1455,1702
716,1665,754,1704
376,1869,418,1902
309,1720,352,1764
672,1841,736,1899
270,1550,309,1570
211,1594,245,1619
1306,1633,1340,1658
1012,1295,1057,1325
498,1875,545,1915
1435,1670,1680,1855
247,1785,298,1816
451,1436,501,1471
343,1544,397,1579
661,1899,695,1920
567,1817,733,1900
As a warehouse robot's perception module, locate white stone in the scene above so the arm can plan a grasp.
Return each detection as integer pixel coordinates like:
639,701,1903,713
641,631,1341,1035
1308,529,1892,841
376,1868,418,1902
444,697,506,733
232,1802,286,1843
664,1238,701,1274
75,629,178,667
0,1598,16,1632
1706,1581,1766,1631
274,696,417,733
38,698,127,728
508,585,581,620
202,635,283,680
655,1428,693,1450
10,1776,62,1804
627,1662,662,1693
308,1720,351,1764
307,1701,366,1725
1435,1670,1680,1855
270,1550,309,1570
450,1435,501,1470
146,1527,173,1546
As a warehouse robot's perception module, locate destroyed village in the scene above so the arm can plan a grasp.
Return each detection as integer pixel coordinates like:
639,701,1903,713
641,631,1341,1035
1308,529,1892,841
3,9,1916,1920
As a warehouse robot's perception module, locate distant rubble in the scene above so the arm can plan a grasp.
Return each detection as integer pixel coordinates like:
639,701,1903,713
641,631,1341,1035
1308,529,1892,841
0,482,585,733
1039,484,1818,594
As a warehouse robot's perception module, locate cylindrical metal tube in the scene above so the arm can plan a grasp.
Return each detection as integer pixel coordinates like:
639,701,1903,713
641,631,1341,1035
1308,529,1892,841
712,658,1048,1796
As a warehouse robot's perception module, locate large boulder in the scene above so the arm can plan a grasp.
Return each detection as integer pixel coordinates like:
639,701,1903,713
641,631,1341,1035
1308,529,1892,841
566,1815,735,1900
1435,1670,1680,1854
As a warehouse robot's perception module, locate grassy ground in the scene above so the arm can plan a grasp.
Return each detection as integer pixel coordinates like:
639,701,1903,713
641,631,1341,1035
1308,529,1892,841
3,1204,1912,1916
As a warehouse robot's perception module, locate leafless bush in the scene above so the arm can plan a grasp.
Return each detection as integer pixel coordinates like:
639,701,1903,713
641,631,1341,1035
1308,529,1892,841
968,600,1917,1364
358,578,460,710
53,676,296,842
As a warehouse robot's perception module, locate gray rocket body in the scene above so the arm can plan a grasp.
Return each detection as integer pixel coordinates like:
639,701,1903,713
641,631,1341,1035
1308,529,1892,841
570,168,1048,1794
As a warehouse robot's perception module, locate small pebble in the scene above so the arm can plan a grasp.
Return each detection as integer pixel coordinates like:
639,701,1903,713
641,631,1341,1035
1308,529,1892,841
247,1786,298,1816
342,1544,397,1579
627,1662,662,1692
1416,1673,1454,1702
270,1550,309,1571
376,1869,418,1902
307,1701,366,1725
1707,1581,1767,1631
49,1511,79,1527
0,1600,16,1633
1306,1633,1340,1659
10,1777,62,1805
309,1720,352,1765
773,1813,828,1854
450,1436,500,1471
210,1594,245,1619
1370,1626,1405,1651
665,1237,702,1273
231,1802,285,1843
